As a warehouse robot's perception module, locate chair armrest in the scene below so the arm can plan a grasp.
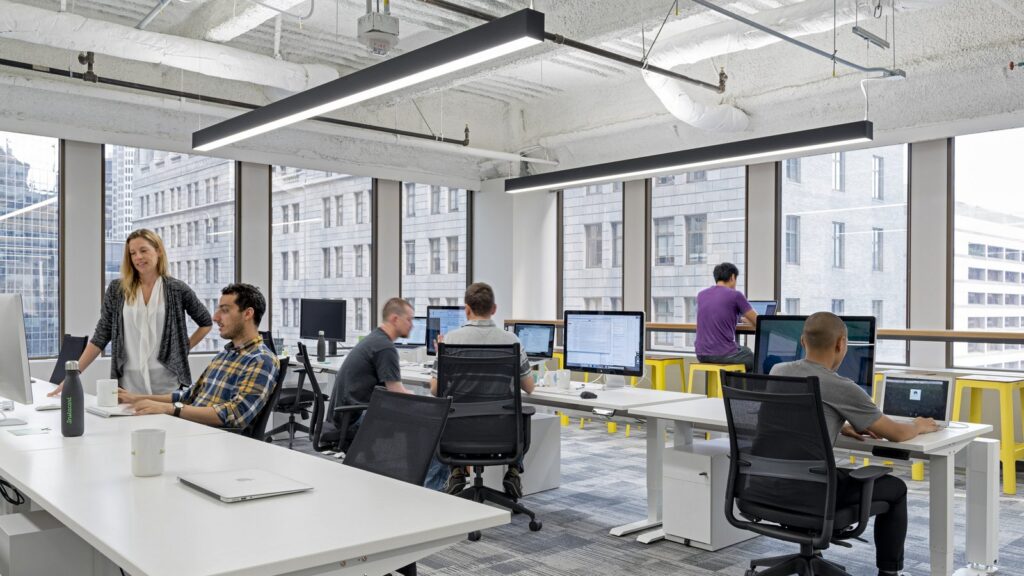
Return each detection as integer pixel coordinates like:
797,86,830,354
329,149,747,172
522,406,536,416
847,465,890,483
333,404,368,415
834,465,891,543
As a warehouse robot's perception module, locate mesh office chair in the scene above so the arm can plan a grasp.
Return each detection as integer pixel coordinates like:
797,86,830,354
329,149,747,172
259,330,276,355
436,343,541,540
721,372,891,576
267,342,328,448
49,334,88,384
343,389,452,576
308,350,369,456
221,357,288,440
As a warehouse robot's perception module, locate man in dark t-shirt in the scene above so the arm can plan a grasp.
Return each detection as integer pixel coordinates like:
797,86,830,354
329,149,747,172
324,298,413,445
695,262,756,371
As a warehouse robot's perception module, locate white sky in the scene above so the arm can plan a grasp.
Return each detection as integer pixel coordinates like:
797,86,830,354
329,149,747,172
2,132,59,193
955,126,1024,217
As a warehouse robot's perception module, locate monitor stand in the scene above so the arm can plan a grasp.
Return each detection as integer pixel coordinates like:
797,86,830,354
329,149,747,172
328,341,338,357
603,375,626,390
0,409,26,427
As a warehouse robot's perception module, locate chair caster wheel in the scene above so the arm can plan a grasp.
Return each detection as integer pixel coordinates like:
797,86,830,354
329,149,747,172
468,531,481,541
745,569,757,576
529,520,542,532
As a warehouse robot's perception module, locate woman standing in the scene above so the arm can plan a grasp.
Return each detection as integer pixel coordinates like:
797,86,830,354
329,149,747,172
49,229,212,395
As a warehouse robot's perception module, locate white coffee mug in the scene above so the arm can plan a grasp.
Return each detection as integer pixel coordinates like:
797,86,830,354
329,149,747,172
556,369,571,390
131,429,166,477
96,379,119,407
543,371,557,387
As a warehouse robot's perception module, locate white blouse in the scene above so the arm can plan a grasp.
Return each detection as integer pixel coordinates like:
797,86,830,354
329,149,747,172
121,277,177,394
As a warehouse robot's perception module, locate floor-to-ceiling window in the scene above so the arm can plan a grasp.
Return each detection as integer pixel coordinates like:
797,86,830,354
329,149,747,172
562,182,623,313
401,183,468,315
1,131,59,357
103,146,235,352
271,167,372,346
953,127,1024,370
649,169,746,350
780,145,908,363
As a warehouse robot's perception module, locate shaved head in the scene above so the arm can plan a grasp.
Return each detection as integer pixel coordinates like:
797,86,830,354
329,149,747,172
802,312,847,351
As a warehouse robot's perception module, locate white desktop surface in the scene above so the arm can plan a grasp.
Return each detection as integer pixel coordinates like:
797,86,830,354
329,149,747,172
528,385,702,411
629,397,995,576
0,382,508,576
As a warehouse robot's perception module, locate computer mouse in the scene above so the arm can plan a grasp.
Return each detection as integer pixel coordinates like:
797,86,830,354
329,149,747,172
580,391,597,399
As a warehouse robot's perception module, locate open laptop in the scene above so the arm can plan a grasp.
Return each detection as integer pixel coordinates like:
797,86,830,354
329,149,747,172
513,323,555,361
747,300,778,319
879,373,953,427
178,469,313,503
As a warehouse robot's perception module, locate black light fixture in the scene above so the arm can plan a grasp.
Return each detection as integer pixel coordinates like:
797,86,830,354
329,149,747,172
504,121,874,193
193,8,545,152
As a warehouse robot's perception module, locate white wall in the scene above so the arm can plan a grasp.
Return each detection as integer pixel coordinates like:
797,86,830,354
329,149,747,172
473,179,514,325
238,161,271,330
745,163,777,300
511,189,557,320
375,179,400,320
622,179,646,311
908,139,950,368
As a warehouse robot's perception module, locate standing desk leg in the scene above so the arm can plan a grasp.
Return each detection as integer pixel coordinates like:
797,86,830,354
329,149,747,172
609,416,667,538
635,419,694,544
955,438,1001,575
930,452,954,576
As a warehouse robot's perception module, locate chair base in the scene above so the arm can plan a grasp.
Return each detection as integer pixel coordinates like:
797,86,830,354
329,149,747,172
747,548,849,576
265,417,310,449
455,469,541,538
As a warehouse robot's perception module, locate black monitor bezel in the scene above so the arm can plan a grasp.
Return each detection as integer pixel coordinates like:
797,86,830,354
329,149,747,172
425,305,467,356
513,323,555,359
753,314,877,392
395,316,427,347
563,310,646,377
299,298,347,342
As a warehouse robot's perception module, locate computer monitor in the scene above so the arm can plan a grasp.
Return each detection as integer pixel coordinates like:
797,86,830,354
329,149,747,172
426,306,467,356
299,299,346,355
0,294,34,424
513,323,555,359
395,317,427,347
753,315,876,396
879,373,953,424
563,310,645,377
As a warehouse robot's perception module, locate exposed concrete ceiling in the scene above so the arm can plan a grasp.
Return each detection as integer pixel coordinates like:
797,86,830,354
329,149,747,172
1,0,1022,189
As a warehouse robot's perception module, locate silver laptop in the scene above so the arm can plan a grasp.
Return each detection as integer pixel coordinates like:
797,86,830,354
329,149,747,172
86,403,134,418
178,469,313,503
879,373,953,427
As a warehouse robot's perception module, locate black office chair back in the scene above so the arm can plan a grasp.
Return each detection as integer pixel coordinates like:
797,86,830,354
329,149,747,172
49,334,89,384
259,330,276,355
344,389,452,485
241,356,288,439
721,371,838,548
436,343,523,463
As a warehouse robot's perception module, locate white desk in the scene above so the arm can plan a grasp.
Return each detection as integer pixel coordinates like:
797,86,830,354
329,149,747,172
0,383,509,576
525,385,704,540
630,398,996,576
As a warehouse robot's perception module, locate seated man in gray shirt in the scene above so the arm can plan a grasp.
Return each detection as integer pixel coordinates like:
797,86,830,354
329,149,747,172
429,282,535,498
324,298,413,451
770,312,938,576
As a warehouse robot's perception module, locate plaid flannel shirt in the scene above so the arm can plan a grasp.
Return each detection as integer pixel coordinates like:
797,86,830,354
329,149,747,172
173,336,279,428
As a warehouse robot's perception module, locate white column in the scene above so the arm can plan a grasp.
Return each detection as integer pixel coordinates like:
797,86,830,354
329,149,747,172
622,179,647,312
237,162,270,329
745,163,777,300
908,139,950,368
472,180,514,325
375,179,401,323
61,140,104,339
512,190,558,320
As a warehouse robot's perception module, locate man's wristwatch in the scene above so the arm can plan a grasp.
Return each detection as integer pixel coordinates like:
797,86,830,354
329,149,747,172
172,401,184,418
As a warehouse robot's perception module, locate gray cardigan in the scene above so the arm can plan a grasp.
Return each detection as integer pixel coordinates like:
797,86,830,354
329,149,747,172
91,277,212,389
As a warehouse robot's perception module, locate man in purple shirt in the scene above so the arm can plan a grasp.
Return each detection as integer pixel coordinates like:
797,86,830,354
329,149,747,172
695,262,757,371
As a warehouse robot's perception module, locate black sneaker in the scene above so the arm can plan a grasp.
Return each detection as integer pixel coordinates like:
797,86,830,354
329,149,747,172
444,467,467,495
503,466,523,499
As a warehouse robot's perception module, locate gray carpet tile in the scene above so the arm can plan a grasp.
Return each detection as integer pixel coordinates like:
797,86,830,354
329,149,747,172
286,420,1024,576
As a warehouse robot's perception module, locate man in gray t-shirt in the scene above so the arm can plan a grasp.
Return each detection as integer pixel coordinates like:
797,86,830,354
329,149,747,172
768,312,937,576
428,282,535,498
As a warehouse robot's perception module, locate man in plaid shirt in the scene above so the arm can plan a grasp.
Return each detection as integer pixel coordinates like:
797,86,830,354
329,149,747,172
120,283,279,429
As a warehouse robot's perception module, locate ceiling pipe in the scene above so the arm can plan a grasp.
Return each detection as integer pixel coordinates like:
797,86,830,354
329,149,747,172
137,0,173,30
0,56,558,166
415,0,725,94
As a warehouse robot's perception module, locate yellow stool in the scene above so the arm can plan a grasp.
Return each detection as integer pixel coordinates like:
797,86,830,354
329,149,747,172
952,375,1024,495
552,351,565,370
872,372,885,404
629,355,686,390
687,363,746,397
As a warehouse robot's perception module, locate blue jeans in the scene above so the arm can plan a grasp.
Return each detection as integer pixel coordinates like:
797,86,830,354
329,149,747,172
424,455,449,491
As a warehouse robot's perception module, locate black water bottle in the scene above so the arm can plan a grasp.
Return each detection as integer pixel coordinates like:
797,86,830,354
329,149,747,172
316,330,326,362
61,360,84,437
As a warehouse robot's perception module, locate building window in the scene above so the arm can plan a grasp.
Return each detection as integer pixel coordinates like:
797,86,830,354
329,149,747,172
355,299,364,332
322,247,331,278
988,270,1003,282
686,170,707,183
872,228,884,271
785,215,800,265
281,299,290,327
785,158,801,182
290,203,300,232
405,241,416,275
1006,294,1020,306
1006,249,1020,261
968,267,985,280
585,223,603,268
967,292,984,304
430,186,440,215
335,247,344,278
656,175,674,186
1007,271,1020,283
987,293,1003,305
611,222,622,268
968,243,985,257
335,195,344,227
654,217,675,266
872,156,884,200
448,187,459,212
685,214,707,264
354,192,365,224
831,152,845,191
354,245,364,278
292,298,300,328
987,317,1002,329
405,184,415,217
430,238,441,274
584,297,602,311
785,298,800,315
832,222,845,268
653,297,674,345
447,236,459,274
831,299,845,314
988,245,1004,259
967,317,984,329
684,296,698,348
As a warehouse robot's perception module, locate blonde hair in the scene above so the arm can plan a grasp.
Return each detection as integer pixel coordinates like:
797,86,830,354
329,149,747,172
121,229,168,304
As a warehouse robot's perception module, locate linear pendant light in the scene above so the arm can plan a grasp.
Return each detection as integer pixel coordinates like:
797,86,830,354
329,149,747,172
192,8,545,152
504,121,874,193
